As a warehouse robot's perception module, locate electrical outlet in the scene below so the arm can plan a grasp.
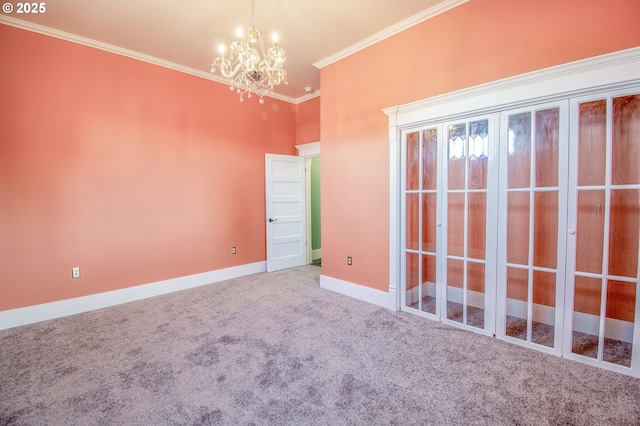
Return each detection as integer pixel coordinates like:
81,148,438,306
347,256,352,266
72,267,81,279
232,246,236,254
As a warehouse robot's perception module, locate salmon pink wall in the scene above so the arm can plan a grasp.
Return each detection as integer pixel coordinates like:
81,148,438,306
295,97,320,145
320,0,640,291
0,25,297,311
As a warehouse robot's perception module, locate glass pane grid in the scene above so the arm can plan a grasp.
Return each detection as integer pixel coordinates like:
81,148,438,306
571,94,639,369
504,106,562,351
447,122,469,326
572,98,609,361
446,119,488,330
404,128,440,316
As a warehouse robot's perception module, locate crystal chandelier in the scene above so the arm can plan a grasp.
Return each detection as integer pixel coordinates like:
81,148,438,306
210,0,287,104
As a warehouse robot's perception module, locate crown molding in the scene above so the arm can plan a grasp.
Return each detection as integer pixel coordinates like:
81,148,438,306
293,91,321,104
0,15,305,104
383,46,640,125
313,0,468,69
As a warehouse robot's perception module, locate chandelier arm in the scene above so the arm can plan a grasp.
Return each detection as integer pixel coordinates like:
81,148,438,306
229,63,243,78
219,61,243,80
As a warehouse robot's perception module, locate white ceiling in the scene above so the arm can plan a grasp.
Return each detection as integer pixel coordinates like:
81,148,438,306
0,0,462,102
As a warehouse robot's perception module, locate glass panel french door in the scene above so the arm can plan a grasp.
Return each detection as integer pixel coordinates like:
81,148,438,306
442,116,497,335
402,127,441,318
496,101,568,355
565,91,640,375
399,83,640,377
401,116,497,333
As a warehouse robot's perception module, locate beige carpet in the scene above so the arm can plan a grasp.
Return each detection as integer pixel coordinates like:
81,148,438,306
1,265,640,425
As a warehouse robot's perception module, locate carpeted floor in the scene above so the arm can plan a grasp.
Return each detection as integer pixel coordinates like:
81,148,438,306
1,265,640,425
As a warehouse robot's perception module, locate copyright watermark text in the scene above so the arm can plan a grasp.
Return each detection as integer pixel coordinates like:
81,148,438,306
2,3,47,14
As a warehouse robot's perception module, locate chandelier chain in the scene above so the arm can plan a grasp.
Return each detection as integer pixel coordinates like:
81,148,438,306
251,0,255,27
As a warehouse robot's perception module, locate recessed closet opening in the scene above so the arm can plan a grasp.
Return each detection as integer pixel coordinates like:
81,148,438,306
385,48,640,377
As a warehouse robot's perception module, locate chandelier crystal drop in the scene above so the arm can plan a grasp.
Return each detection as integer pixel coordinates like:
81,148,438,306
210,0,287,104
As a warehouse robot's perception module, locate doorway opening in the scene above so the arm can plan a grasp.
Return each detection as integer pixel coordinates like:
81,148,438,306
296,142,321,267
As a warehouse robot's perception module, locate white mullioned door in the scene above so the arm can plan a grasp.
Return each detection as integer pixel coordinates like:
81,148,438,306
441,115,498,336
564,89,640,377
401,126,443,320
401,114,499,337
496,100,569,357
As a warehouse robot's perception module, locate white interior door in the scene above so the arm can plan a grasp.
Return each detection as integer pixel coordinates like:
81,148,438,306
265,154,306,272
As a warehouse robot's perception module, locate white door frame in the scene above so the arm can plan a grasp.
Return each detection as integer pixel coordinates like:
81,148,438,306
296,142,321,265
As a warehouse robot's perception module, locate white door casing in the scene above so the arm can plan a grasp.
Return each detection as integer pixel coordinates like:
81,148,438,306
265,154,306,272
295,142,321,265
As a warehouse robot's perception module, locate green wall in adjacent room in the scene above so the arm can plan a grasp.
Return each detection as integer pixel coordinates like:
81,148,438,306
311,156,321,251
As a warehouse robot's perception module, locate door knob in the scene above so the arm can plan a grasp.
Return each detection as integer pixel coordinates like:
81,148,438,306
268,218,277,222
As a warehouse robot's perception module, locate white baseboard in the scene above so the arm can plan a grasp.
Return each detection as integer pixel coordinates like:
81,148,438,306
0,261,266,330
312,249,322,260
320,274,390,308
406,282,437,306
388,286,400,311
442,286,485,309
572,312,634,343
404,290,635,343
406,283,486,309
506,298,556,326
506,297,634,343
